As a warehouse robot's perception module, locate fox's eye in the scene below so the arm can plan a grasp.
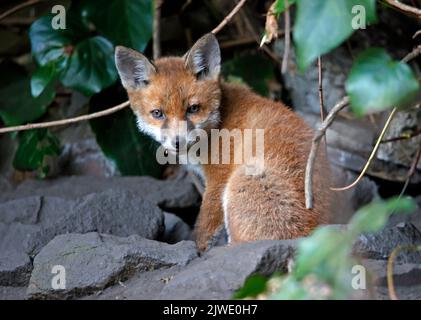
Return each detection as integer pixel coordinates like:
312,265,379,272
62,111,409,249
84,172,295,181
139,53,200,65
187,104,200,114
151,109,164,119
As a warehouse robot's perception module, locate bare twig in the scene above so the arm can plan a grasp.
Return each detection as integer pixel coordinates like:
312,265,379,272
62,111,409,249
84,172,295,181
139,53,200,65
399,140,421,197
153,0,163,60
401,45,421,63
305,97,350,209
211,0,247,34
387,246,401,300
0,101,130,134
281,0,291,73
381,127,421,143
331,107,398,191
413,30,421,39
0,0,47,21
382,0,421,19
317,57,327,121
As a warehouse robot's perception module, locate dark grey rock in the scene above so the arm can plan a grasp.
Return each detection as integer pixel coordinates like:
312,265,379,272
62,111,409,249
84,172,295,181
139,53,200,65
0,286,27,300
0,189,165,286
0,250,32,287
161,212,192,244
0,174,200,211
93,239,296,300
157,240,296,300
354,223,421,263
27,232,198,299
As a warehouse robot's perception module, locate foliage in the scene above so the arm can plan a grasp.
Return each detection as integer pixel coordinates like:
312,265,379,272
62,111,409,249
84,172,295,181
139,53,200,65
222,54,276,96
268,0,419,116
346,48,420,116
13,128,61,178
234,197,416,299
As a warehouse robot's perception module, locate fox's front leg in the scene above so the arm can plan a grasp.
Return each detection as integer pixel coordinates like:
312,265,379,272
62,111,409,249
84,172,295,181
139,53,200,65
193,185,225,252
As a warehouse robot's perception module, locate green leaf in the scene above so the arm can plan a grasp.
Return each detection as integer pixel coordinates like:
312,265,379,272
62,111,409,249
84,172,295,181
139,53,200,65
346,48,420,116
29,14,117,96
293,0,377,71
233,275,269,299
274,0,297,15
89,85,163,177
0,60,55,126
349,197,415,235
222,55,275,96
13,128,61,177
77,0,153,52
60,36,118,96
31,63,57,97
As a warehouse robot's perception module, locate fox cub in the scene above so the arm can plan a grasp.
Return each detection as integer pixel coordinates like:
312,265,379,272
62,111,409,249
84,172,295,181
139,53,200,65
115,33,332,251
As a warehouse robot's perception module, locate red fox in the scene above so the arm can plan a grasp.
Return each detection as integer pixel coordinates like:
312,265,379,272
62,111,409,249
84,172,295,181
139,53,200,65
115,33,332,251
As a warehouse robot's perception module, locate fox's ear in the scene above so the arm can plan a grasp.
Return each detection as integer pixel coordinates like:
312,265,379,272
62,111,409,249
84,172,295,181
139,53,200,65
184,33,221,81
115,46,156,90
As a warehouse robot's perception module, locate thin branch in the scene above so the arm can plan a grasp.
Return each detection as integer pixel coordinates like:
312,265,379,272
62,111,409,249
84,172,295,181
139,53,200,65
413,30,421,39
381,127,421,143
387,245,401,300
331,107,398,191
153,0,163,60
317,57,327,121
305,96,350,209
401,45,421,63
0,0,47,21
398,140,421,197
382,0,421,19
0,101,130,134
211,0,248,34
281,0,291,74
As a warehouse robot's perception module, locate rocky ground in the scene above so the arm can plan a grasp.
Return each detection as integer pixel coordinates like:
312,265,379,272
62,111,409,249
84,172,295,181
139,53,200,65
0,170,420,300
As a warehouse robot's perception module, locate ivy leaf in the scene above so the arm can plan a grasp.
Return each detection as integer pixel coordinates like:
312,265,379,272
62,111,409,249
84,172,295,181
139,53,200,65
274,0,297,14
0,60,55,126
222,55,275,96
233,275,269,299
293,0,377,71
13,128,61,177
31,63,57,97
89,85,163,177
78,0,153,52
346,48,420,116
60,36,117,96
29,15,117,96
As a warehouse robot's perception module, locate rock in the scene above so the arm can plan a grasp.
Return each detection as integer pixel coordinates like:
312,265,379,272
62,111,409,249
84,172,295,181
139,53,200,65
0,250,32,287
363,259,421,300
157,240,296,300
93,239,296,300
0,286,27,300
0,173,201,212
353,223,421,263
0,189,165,286
161,212,192,244
27,232,198,299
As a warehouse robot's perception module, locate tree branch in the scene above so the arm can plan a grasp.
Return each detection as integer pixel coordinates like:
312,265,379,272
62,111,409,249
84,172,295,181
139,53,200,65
305,97,350,209
153,0,163,60
0,0,47,22
0,101,130,134
211,0,247,34
383,0,421,19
